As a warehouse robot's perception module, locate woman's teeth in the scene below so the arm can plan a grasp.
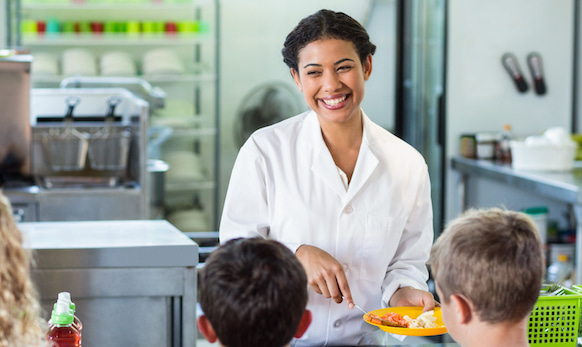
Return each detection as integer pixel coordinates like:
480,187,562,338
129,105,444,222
322,96,346,106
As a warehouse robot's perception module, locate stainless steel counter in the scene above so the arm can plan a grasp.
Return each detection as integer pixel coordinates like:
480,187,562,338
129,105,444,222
20,220,198,347
451,157,582,204
451,156,582,281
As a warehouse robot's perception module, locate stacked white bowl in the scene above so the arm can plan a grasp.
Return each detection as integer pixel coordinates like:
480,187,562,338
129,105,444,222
100,51,137,76
151,98,196,127
32,53,60,76
62,49,98,76
163,151,206,182
142,49,185,75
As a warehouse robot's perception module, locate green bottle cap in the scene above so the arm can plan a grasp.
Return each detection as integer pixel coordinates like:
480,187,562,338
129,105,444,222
52,302,74,326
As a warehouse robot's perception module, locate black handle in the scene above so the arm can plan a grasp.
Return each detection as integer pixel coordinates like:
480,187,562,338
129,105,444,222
64,96,81,120
437,93,445,148
514,76,529,93
105,96,122,121
533,79,547,95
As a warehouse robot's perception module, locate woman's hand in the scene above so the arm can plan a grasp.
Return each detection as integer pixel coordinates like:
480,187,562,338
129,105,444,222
389,286,439,312
295,245,354,308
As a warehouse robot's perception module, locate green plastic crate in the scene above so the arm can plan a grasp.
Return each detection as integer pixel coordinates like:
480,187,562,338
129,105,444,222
529,286,582,347
572,285,582,339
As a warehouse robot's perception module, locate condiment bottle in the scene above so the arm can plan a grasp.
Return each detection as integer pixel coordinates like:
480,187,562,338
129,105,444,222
475,133,497,159
496,124,513,163
46,302,81,347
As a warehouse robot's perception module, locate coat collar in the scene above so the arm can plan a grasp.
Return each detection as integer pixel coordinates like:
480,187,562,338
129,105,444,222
308,110,380,203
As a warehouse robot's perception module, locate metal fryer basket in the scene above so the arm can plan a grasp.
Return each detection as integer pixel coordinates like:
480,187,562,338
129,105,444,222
41,128,89,171
87,128,131,170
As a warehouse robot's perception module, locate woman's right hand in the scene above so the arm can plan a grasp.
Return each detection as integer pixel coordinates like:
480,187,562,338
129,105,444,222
295,245,354,308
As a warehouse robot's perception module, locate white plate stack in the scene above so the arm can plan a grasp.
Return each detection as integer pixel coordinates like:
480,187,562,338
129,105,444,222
32,52,60,76
100,51,137,76
142,49,185,75
163,151,206,182
62,49,98,76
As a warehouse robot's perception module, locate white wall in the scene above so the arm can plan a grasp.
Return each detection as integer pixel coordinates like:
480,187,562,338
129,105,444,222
445,0,575,222
218,0,392,218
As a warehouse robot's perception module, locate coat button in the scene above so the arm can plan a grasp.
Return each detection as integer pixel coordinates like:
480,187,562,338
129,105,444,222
344,205,353,214
343,264,349,272
333,319,342,328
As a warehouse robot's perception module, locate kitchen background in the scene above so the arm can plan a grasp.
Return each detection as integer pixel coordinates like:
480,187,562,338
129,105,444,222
2,0,582,263
215,0,582,239
2,0,582,264
0,0,399,230
2,0,582,345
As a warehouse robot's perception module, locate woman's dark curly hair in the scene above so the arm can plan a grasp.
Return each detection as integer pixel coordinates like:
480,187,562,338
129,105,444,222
282,9,376,72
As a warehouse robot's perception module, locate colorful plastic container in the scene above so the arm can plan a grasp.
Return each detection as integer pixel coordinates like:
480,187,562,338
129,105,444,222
529,286,582,346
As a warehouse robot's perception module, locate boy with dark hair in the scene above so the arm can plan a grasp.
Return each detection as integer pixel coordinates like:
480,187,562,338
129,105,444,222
197,238,312,347
430,208,544,347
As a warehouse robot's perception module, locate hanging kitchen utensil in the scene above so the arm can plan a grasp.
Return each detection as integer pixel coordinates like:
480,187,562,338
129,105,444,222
501,53,528,93
527,52,547,95
41,96,89,171
87,95,131,170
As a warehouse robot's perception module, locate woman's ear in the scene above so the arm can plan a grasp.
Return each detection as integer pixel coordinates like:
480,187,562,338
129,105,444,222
450,294,472,325
363,54,373,81
291,68,303,92
294,310,313,338
197,315,218,343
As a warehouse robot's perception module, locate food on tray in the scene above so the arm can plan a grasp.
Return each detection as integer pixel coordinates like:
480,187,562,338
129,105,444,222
403,310,438,329
365,312,409,328
365,309,439,329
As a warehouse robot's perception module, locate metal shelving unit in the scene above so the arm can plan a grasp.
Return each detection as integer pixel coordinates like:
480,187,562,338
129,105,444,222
6,0,221,243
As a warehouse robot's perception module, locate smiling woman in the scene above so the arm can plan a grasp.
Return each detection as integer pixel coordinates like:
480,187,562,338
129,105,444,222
220,9,436,346
291,39,372,132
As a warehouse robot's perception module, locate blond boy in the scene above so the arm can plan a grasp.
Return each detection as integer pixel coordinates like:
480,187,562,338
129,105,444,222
430,208,544,347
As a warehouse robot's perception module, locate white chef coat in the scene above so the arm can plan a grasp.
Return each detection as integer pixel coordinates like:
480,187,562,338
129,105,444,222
220,110,433,346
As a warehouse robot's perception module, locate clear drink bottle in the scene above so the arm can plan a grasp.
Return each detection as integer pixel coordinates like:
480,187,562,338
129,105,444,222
46,302,81,347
